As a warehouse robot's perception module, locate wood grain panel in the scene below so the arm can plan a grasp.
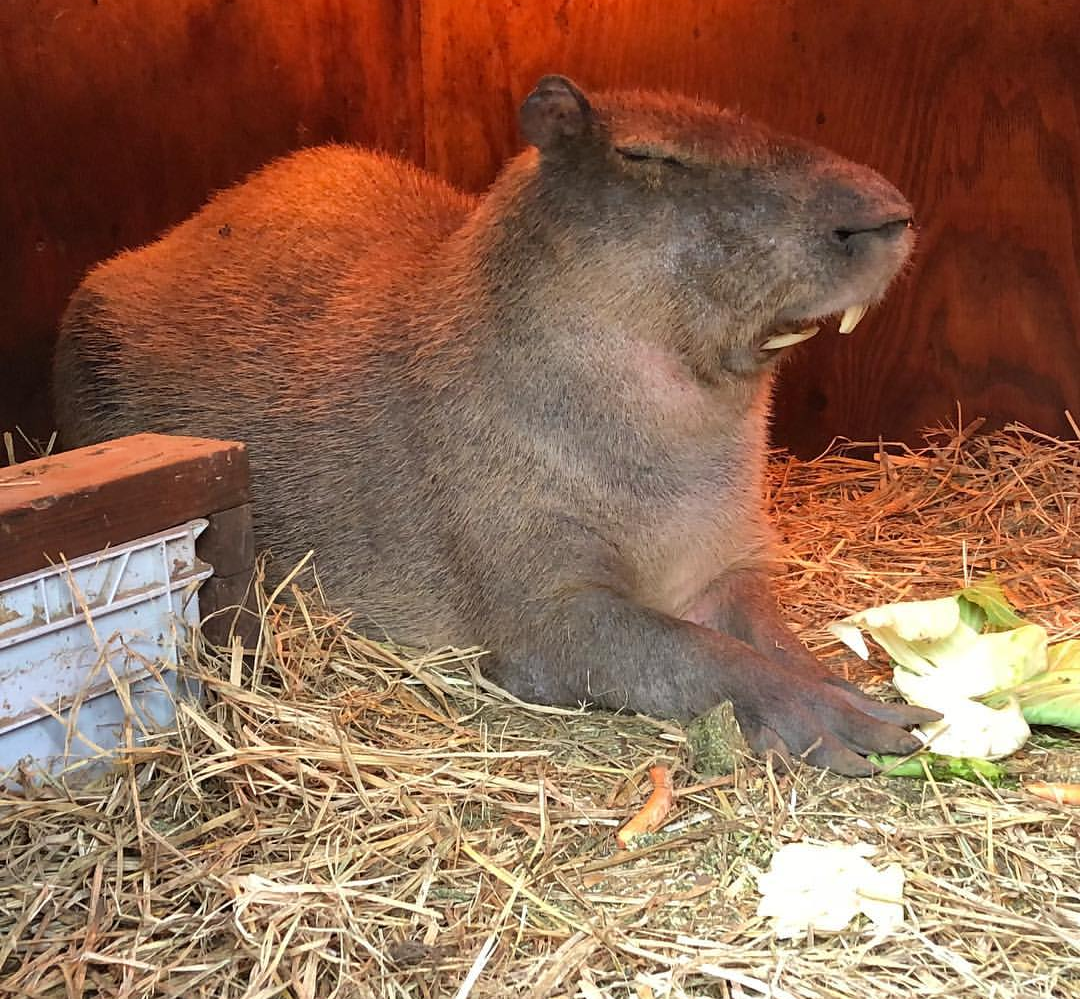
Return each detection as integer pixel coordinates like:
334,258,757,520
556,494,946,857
0,0,422,459
2,0,1078,460
419,0,1080,455
0,434,250,580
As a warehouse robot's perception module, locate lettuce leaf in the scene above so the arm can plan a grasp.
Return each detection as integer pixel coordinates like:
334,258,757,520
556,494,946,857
829,580,1079,758
955,578,1027,631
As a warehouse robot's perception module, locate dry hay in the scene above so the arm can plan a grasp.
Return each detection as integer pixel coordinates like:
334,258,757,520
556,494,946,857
2,421,1079,999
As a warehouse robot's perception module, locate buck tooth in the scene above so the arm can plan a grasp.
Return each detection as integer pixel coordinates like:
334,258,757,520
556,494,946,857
839,303,869,335
760,326,820,350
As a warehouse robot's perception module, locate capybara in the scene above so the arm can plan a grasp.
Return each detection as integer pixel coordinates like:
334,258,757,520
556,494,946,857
53,75,937,774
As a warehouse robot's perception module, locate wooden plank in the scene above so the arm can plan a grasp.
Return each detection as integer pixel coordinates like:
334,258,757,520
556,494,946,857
419,0,1080,456
0,0,423,457
197,571,261,650
0,434,250,580
195,503,256,580
195,503,259,648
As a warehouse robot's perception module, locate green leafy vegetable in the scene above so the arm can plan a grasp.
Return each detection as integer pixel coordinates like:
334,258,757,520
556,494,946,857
955,578,1027,631
982,639,1080,729
1047,639,1080,672
870,752,1008,785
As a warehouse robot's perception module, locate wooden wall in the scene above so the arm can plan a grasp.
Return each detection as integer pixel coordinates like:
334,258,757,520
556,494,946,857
2,0,1078,459
0,0,423,458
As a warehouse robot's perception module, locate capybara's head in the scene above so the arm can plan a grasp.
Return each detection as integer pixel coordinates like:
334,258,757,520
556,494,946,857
511,74,915,378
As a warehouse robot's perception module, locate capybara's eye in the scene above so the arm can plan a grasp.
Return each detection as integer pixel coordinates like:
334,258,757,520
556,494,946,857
616,146,689,170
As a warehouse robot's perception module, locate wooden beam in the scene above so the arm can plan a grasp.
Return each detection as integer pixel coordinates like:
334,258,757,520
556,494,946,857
0,433,251,581
195,503,261,647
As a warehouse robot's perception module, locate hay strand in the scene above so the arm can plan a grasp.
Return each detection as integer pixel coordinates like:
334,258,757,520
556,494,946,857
1,422,1078,998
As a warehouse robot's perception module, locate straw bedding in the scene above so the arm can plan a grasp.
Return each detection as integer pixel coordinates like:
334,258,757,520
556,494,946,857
1,421,1078,999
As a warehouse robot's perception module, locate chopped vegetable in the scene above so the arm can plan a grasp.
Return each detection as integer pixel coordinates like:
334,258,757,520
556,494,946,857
985,667,1080,729
955,579,1027,630
910,693,1031,761
755,841,905,940
829,578,1080,760
1047,638,1080,672
1025,781,1080,805
870,752,1008,785
616,765,674,849
828,595,962,669
987,639,1080,729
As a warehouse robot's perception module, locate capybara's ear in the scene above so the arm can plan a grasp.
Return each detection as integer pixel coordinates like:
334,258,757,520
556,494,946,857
519,75,594,150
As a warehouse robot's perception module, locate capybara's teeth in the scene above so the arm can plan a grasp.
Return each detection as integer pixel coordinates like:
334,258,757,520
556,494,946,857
761,326,820,350
839,303,869,335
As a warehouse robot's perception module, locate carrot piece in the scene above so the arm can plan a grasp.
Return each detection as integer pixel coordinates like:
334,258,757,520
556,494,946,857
616,765,675,849
1026,781,1080,805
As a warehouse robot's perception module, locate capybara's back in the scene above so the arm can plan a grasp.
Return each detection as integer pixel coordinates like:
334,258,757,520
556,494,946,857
54,75,937,775
55,143,484,639
55,144,476,446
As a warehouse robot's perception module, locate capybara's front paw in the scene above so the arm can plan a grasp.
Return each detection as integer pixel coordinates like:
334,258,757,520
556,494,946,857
731,666,939,776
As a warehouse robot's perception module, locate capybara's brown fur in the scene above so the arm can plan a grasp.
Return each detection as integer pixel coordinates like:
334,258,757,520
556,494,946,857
53,75,937,774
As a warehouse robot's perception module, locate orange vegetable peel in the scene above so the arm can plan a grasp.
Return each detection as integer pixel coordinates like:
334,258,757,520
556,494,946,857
1026,781,1080,805
616,765,674,849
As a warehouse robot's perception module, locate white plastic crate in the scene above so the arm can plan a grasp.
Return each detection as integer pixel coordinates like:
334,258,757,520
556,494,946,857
0,519,213,786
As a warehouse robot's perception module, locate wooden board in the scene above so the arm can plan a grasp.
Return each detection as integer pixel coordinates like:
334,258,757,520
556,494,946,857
0,434,251,581
195,503,260,647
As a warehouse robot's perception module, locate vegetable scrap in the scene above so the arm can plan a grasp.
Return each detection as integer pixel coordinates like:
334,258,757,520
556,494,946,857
869,752,1008,785
1026,781,1080,806
830,579,1080,762
755,841,906,940
615,765,675,849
